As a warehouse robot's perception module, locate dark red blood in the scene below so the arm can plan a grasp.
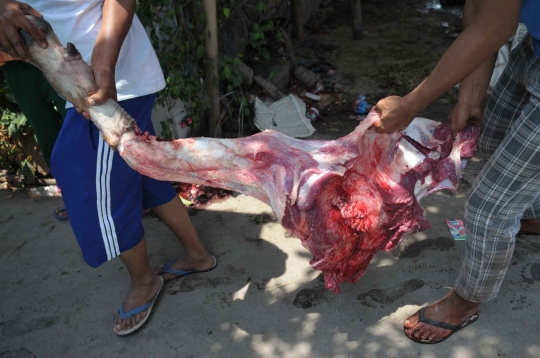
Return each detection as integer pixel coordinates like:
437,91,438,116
121,115,480,293
176,183,231,207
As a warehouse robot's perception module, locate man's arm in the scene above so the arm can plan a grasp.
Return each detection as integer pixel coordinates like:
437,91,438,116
373,0,521,134
77,0,135,117
449,0,497,136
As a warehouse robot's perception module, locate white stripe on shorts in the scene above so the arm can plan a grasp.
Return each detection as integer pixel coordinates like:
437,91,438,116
96,135,120,260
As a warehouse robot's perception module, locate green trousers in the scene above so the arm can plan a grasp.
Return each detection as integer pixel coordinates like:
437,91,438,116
1,61,66,165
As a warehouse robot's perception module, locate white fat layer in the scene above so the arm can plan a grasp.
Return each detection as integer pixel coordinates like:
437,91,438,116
414,174,433,200
404,117,442,146
397,140,425,169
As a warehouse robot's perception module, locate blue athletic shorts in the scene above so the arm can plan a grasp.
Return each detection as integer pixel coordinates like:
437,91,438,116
50,94,176,267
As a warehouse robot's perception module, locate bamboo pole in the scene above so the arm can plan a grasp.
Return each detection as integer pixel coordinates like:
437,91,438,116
290,0,303,40
202,0,221,137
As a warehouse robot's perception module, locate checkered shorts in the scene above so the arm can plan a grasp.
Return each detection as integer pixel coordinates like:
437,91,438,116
454,34,540,302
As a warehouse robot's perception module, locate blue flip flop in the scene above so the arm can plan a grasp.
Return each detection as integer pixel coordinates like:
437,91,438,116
160,255,218,281
114,276,164,336
53,206,68,221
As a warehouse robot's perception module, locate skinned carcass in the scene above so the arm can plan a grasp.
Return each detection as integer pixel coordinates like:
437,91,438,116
22,15,479,293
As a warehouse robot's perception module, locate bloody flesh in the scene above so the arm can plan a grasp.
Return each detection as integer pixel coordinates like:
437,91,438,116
119,112,479,293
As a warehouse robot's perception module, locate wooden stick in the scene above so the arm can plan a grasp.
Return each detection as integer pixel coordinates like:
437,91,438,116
279,28,298,71
290,0,303,40
253,75,286,100
202,0,222,137
238,61,254,87
352,0,363,40
238,61,285,100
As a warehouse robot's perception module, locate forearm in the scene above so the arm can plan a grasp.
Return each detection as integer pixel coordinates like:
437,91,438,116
456,53,496,108
456,0,497,108
403,0,520,113
91,0,136,72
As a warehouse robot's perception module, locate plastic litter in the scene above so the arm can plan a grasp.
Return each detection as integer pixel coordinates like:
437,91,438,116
306,107,320,122
351,94,371,115
446,219,466,241
254,94,316,138
305,92,321,101
29,185,62,197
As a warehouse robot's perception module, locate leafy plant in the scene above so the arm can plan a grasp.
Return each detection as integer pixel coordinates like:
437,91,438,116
160,118,174,140
2,110,28,138
18,158,35,184
137,0,281,136
249,21,274,61
138,0,211,132
0,109,31,176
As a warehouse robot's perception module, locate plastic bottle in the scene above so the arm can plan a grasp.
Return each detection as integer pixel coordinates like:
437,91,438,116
306,107,320,122
351,94,370,115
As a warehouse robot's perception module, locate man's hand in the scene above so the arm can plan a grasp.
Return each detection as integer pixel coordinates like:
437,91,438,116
75,63,117,120
75,0,135,120
449,101,483,138
372,96,417,134
0,0,47,60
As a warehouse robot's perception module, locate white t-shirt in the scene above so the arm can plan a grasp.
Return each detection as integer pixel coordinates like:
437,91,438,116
27,0,166,108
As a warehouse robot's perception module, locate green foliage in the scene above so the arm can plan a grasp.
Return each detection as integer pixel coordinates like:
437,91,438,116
138,0,211,131
18,158,35,184
160,118,174,140
0,109,30,175
249,21,274,61
137,0,280,135
221,55,243,93
2,110,27,139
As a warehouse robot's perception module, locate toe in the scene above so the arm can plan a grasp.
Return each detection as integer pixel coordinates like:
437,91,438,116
114,317,122,334
420,327,431,341
413,324,430,340
404,312,419,329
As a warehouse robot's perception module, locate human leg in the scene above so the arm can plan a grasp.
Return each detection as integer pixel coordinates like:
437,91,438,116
1,61,65,165
51,95,171,334
132,103,215,280
152,195,215,281
114,238,163,335
404,35,540,343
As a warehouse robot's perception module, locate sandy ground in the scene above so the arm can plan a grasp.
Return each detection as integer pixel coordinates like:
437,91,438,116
2,0,540,357
1,158,540,357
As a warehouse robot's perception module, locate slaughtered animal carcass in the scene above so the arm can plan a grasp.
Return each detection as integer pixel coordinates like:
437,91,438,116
22,15,479,293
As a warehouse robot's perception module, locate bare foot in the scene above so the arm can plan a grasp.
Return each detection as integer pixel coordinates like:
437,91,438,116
403,289,480,343
113,274,163,335
519,218,540,235
156,254,216,281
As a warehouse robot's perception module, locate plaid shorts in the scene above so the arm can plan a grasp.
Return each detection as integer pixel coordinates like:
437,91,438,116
454,34,540,302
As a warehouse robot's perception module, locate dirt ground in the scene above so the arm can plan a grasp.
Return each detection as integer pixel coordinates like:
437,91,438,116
3,1,540,357
300,0,464,140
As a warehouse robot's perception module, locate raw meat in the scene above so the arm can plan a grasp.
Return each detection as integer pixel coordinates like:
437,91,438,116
176,183,231,207
119,113,479,293
22,14,480,292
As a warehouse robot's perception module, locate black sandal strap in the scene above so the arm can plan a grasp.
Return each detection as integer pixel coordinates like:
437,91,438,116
417,307,462,331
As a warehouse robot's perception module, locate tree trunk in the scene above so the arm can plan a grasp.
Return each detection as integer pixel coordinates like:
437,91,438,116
352,0,363,40
202,0,221,137
290,0,303,40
